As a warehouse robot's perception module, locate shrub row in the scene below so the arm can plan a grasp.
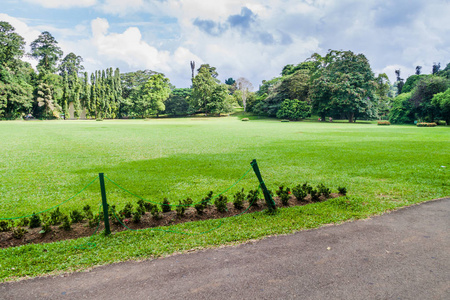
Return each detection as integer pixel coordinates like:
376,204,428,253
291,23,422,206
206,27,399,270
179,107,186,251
417,122,437,127
377,121,391,125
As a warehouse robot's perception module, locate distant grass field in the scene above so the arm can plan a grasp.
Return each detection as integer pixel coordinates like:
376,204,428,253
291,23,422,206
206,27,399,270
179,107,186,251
0,117,449,281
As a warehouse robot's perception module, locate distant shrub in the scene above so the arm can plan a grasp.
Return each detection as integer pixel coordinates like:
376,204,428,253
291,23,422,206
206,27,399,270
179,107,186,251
276,185,291,206
436,120,447,126
310,189,320,202
89,214,99,228
50,207,63,225
40,222,51,234
83,205,93,220
96,118,103,121
377,121,390,125
281,119,290,122
132,210,141,223
16,217,29,227
120,202,133,218
417,122,437,127
195,191,213,214
241,118,249,121
151,206,162,219
60,215,71,231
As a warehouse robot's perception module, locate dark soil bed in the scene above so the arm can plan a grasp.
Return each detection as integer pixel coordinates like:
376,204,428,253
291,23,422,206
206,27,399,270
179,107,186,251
0,194,340,249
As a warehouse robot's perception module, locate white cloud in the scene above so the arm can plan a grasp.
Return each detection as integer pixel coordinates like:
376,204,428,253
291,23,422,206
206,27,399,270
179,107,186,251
25,0,97,9
97,0,144,16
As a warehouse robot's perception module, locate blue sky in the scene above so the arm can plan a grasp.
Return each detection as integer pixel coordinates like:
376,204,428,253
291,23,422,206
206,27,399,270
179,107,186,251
1,0,449,88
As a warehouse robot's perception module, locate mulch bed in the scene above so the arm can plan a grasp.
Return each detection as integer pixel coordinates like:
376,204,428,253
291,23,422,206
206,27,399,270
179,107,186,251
0,193,340,249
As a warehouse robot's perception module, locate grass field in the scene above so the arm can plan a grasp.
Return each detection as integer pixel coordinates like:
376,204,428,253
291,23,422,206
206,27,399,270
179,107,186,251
1,117,449,281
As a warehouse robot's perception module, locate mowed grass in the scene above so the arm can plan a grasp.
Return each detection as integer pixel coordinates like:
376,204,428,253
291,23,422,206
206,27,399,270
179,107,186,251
0,118,449,281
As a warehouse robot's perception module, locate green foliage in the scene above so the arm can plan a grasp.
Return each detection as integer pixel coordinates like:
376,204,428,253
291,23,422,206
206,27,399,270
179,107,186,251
0,220,12,232
388,92,414,124
133,73,171,117
317,183,331,198
132,210,141,223
0,21,25,66
214,195,228,213
16,217,29,227
83,205,93,220
417,122,437,127
233,188,245,209
292,185,307,201
161,198,171,213
12,227,27,239
164,88,192,116
431,88,450,123
150,206,162,219
176,198,193,217
40,222,51,234
377,121,391,125
30,31,63,74
29,213,41,228
310,188,320,202
195,191,213,214
89,214,99,228
410,76,449,122
402,74,427,93
247,189,260,207
50,207,63,225
309,50,377,122
60,214,71,231
276,98,311,120
120,202,133,218
338,186,347,196
276,185,291,206
70,209,84,223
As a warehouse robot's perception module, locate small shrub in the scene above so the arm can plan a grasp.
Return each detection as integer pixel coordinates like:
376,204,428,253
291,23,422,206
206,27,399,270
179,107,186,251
317,183,331,198
83,205,93,220
241,118,249,121
60,215,71,231
120,202,133,218
292,185,307,201
302,182,313,194
16,217,29,227
377,121,391,125
176,198,193,217
195,191,213,214
281,119,290,122
50,207,62,225
89,214,100,228
108,205,116,218
40,222,51,234
29,213,41,229
136,205,146,215
12,227,28,239
151,206,162,219
247,189,260,207
111,209,124,225
137,199,153,213
96,118,103,121
214,195,228,213
70,209,84,223
417,122,437,127
310,189,320,202
0,220,13,232
338,186,347,196
436,120,447,125
161,198,171,213
233,188,245,209
276,185,291,206
132,210,141,223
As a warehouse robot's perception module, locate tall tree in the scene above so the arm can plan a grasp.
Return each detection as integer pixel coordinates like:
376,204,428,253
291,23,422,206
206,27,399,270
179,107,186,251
431,88,450,124
395,69,404,95
410,76,449,121
0,21,25,67
415,66,422,75
59,52,84,77
236,77,253,112
309,50,377,122
35,82,60,119
432,62,441,75
134,73,171,117
30,31,63,74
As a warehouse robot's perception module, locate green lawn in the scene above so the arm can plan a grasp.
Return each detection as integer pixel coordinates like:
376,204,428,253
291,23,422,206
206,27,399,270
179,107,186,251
0,118,449,281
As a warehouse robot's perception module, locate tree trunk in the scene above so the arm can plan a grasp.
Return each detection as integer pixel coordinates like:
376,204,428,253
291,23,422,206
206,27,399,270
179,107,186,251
349,113,354,123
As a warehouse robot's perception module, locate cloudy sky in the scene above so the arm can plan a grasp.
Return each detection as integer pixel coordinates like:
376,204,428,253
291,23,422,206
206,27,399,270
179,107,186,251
1,0,449,88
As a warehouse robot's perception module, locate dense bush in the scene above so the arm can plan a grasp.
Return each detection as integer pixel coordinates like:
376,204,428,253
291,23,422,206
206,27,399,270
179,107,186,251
337,186,347,195
161,198,171,213
0,220,12,232
195,191,213,214
317,184,331,198
377,121,390,125
389,93,414,124
50,207,62,225
292,184,307,201
214,195,228,213
29,213,41,229
276,185,291,206
247,189,260,207
233,188,245,209
276,99,311,120
60,215,71,231
176,198,193,217
12,227,28,239
417,122,437,127
70,209,84,223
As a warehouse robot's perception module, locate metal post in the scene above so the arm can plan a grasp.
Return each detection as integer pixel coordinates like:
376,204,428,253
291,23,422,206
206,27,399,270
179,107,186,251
99,173,111,235
250,159,276,210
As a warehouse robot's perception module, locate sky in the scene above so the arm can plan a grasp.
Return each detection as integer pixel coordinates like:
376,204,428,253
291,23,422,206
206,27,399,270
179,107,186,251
1,0,449,88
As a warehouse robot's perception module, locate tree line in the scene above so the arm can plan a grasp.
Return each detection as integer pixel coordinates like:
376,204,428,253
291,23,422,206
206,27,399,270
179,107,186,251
1,21,449,123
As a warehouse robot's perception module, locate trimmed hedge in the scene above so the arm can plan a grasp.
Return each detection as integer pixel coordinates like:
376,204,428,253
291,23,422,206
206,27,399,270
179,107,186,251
377,121,391,125
417,122,437,127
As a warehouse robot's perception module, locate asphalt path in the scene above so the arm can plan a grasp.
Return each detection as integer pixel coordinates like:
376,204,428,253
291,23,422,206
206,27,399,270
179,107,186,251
2,198,449,300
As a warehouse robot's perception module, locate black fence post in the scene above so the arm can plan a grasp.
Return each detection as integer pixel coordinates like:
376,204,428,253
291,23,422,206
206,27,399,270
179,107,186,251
99,173,111,235
250,159,276,210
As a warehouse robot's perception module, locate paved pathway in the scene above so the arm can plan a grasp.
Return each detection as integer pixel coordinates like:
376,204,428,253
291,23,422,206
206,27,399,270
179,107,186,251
2,198,449,299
